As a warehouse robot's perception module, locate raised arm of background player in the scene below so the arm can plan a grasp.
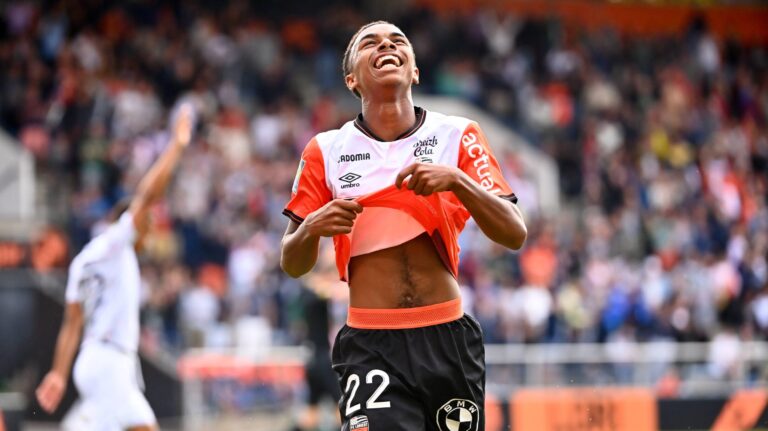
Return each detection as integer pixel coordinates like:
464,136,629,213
35,106,194,414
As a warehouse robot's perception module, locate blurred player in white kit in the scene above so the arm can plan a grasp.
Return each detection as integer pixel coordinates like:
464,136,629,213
35,106,194,431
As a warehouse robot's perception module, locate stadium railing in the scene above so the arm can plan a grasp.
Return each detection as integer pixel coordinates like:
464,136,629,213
176,340,768,430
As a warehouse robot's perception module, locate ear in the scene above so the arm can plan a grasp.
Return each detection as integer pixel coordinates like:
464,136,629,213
413,67,420,85
345,73,358,94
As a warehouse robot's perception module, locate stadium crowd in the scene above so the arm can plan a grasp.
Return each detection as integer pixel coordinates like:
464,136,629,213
1,0,767,381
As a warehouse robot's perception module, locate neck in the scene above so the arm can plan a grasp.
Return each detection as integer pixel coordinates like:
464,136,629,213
359,94,416,142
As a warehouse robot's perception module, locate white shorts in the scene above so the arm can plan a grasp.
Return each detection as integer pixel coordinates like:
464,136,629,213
68,342,156,430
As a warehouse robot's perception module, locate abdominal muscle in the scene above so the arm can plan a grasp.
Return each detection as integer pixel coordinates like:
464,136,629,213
347,233,461,309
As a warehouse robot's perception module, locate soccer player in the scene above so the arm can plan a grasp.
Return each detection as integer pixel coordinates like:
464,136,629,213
35,106,194,431
280,21,527,431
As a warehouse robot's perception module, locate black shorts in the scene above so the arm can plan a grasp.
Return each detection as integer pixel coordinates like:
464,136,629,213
331,314,485,431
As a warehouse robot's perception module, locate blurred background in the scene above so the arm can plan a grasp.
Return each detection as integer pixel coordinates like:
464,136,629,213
0,0,767,430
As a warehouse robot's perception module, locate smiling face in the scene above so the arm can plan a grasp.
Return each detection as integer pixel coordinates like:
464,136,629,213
344,22,419,99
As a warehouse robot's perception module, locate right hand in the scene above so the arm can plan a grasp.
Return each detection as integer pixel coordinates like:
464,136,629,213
304,199,363,237
36,371,66,413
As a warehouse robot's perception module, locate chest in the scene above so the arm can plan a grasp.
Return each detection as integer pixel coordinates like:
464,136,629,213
86,251,140,301
326,128,461,198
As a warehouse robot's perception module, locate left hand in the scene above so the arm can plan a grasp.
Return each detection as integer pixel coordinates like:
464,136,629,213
395,162,463,196
36,371,66,413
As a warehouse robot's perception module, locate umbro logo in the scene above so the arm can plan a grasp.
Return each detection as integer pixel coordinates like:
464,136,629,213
339,172,362,189
339,173,361,183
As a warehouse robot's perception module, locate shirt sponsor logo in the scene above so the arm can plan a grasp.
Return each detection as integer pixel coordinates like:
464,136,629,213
338,153,371,163
413,136,438,158
461,132,502,194
339,172,362,189
436,399,479,431
350,415,369,431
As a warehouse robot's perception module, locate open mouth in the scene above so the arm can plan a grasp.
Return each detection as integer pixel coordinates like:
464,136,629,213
374,54,402,70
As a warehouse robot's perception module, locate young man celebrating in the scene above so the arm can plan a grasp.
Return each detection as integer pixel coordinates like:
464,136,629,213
35,106,194,431
281,21,526,430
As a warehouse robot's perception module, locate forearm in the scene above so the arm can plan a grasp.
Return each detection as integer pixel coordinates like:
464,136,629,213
280,223,321,278
131,141,185,213
452,173,527,250
50,315,83,379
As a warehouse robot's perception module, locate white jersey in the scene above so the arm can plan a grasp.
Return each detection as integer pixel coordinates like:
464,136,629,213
65,212,140,353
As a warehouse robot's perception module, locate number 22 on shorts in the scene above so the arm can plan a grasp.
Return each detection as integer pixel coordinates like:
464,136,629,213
344,369,391,416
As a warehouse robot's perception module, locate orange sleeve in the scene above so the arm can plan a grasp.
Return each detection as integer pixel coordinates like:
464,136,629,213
457,122,517,203
283,138,332,223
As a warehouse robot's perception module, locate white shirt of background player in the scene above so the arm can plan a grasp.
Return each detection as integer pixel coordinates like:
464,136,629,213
65,212,141,353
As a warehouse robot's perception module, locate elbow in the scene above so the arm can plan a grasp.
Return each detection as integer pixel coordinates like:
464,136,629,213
280,261,305,279
279,239,305,278
280,255,295,278
505,220,528,250
506,202,527,250
485,218,527,250
509,227,527,250
279,252,307,279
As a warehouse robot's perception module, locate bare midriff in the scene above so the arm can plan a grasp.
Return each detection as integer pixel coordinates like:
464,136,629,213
347,232,460,309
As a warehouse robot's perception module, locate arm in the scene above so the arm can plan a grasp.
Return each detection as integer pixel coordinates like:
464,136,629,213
395,122,526,250
280,221,321,278
451,173,527,249
396,164,526,249
35,302,84,413
129,106,193,241
280,199,363,278
281,136,356,278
